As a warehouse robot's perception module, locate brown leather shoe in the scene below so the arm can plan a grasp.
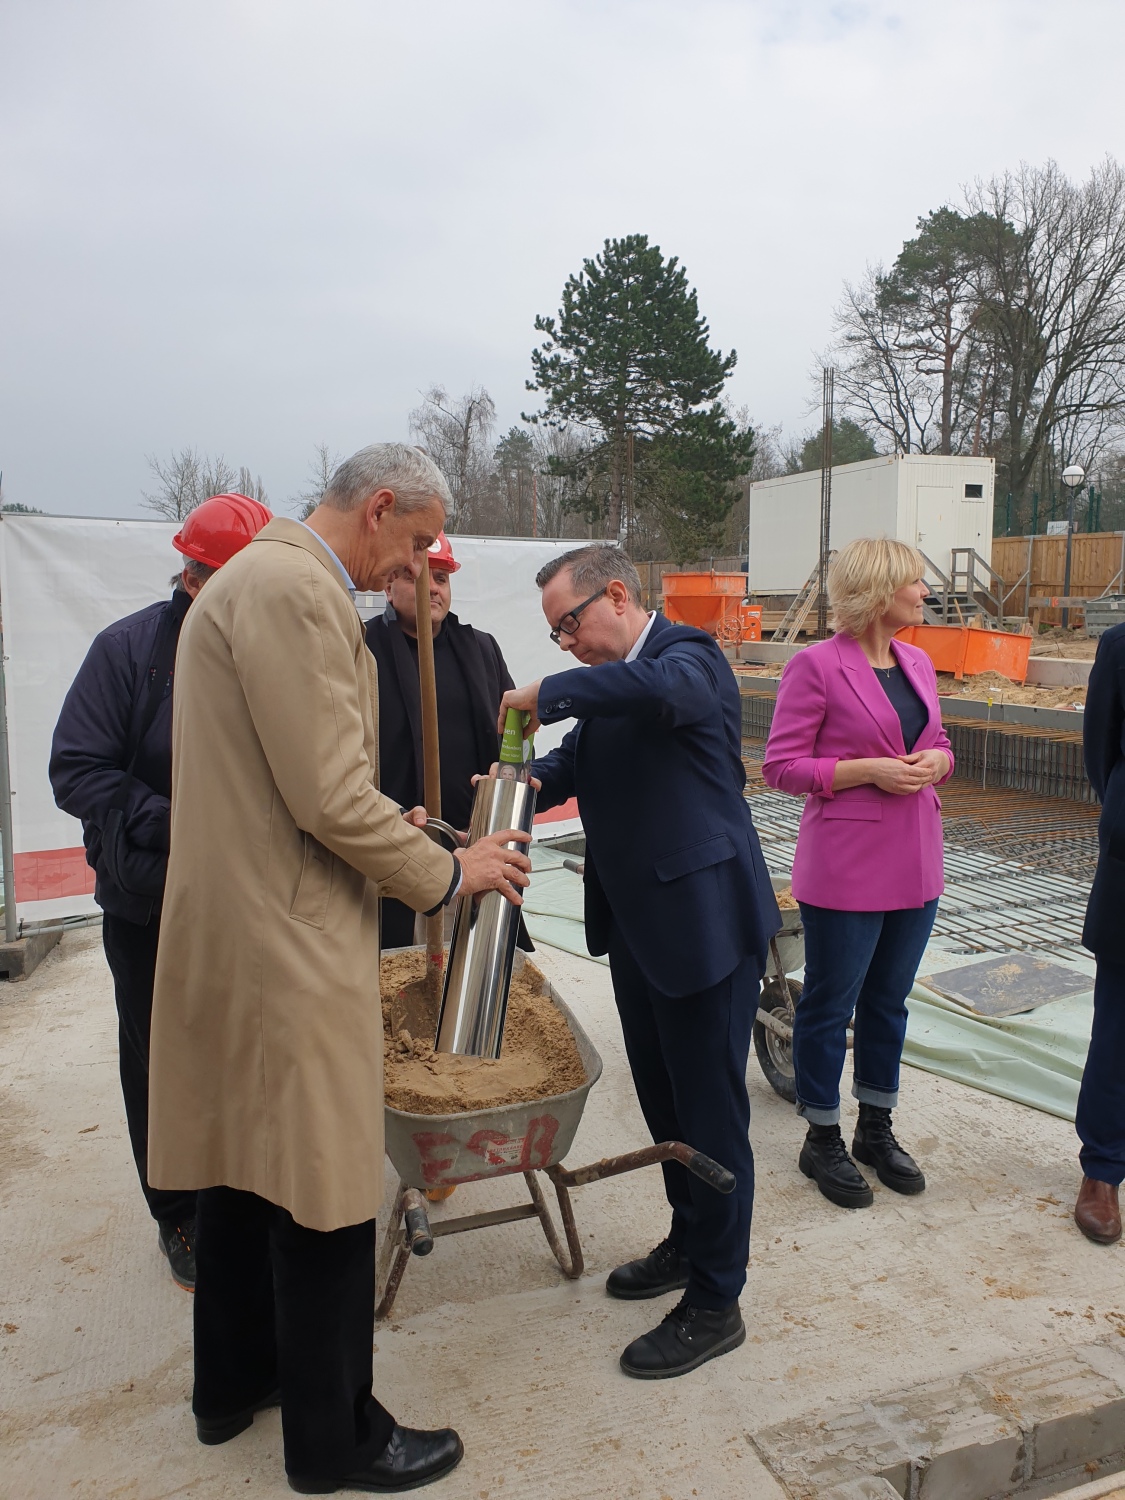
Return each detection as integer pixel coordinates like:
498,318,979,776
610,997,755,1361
1074,1176,1122,1245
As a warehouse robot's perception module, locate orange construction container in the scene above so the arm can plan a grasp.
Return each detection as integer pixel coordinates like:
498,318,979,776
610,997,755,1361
894,623,1031,684
662,572,747,637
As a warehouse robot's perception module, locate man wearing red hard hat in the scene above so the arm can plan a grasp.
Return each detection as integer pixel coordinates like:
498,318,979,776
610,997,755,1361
366,530,520,948
49,493,272,1292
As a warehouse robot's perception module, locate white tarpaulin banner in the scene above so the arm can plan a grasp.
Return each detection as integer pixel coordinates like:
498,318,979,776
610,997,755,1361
0,515,582,921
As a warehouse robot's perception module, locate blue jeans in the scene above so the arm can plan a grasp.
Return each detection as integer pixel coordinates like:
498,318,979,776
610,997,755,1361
1076,957,1125,1186
793,901,938,1125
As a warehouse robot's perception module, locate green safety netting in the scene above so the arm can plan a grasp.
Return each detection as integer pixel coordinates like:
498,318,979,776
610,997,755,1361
525,847,1094,1121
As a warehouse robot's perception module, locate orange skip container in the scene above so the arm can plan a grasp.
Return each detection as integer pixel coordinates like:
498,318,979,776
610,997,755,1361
662,572,760,642
894,624,1031,684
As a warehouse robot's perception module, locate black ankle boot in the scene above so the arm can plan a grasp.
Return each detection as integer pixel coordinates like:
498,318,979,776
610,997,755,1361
606,1237,689,1300
852,1104,926,1194
799,1122,873,1209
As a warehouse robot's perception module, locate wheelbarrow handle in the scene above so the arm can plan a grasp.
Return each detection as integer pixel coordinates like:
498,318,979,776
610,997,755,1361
546,1140,735,1195
687,1151,736,1195
401,1188,435,1256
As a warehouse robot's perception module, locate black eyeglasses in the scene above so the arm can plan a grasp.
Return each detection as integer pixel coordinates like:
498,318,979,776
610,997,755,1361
549,587,607,644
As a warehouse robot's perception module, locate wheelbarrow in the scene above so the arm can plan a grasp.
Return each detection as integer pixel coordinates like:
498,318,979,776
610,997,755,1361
752,873,854,1103
377,950,736,1319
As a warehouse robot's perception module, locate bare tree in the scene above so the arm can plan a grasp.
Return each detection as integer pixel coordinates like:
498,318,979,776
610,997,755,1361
831,269,941,454
236,466,269,505
967,157,1125,505
531,421,601,537
291,443,342,520
408,385,497,530
143,448,268,520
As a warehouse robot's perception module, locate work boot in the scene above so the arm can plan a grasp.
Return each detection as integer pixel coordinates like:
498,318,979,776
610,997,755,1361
288,1424,464,1493
606,1237,689,1301
799,1123,873,1209
158,1218,197,1291
619,1295,745,1379
852,1104,926,1195
1074,1176,1122,1245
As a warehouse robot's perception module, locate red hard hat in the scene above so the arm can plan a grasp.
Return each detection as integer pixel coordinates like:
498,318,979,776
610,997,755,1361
173,493,273,570
426,531,460,573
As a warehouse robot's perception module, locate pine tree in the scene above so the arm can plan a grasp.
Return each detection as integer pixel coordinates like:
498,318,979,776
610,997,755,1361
526,234,741,541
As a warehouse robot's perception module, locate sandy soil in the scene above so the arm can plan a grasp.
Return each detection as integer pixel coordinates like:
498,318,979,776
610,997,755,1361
1031,629,1100,660
381,950,586,1115
936,670,1087,708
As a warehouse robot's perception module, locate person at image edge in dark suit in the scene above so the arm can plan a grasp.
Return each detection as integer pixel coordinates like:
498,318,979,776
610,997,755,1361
498,544,780,1381
365,531,516,949
1076,620,1125,1245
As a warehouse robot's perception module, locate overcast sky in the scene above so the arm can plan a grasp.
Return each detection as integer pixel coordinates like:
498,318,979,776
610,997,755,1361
2,0,1123,518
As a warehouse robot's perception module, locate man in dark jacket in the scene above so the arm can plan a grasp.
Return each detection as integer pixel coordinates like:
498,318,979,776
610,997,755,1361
49,493,271,1289
499,545,779,1380
1077,621,1125,1245
366,531,515,949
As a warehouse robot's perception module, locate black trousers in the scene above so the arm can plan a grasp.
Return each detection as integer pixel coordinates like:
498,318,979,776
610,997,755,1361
380,897,418,952
607,922,756,1310
193,1186,395,1478
101,911,196,1226
1077,956,1125,1186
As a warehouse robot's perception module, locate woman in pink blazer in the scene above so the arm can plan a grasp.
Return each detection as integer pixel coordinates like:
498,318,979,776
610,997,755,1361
762,538,953,1211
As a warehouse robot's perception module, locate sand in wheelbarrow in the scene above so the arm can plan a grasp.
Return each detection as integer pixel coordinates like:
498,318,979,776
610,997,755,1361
381,950,586,1115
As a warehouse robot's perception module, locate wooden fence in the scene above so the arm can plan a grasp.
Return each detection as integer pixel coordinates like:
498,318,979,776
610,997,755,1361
992,533,1125,623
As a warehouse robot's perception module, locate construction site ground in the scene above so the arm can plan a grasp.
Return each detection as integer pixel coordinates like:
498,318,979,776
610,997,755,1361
5,884,1125,1500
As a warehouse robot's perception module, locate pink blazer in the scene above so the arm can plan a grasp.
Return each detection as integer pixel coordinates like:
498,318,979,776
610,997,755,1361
762,634,953,911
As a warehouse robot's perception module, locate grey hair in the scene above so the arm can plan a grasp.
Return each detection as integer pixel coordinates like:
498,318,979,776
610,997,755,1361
321,443,452,516
535,545,642,605
172,560,217,591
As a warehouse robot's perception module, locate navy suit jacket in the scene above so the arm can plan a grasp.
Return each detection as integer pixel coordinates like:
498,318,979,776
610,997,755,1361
529,612,780,999
1083,621,1125,961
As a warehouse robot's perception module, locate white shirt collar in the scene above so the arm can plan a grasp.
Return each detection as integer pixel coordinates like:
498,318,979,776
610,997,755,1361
297,520,356,598
625,611,657,663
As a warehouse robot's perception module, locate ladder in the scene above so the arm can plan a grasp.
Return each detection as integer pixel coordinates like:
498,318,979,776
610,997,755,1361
771,556,835,643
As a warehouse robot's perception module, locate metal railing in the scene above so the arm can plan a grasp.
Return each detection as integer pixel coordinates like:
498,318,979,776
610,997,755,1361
920,548,1012,629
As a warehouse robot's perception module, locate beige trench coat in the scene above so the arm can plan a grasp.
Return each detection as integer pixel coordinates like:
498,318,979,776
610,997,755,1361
148,519,455,1231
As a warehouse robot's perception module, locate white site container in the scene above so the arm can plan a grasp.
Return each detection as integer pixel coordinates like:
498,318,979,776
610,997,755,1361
747,454,995,594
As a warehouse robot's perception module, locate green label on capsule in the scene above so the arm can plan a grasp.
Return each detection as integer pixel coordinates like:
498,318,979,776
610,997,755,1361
499,708,526,765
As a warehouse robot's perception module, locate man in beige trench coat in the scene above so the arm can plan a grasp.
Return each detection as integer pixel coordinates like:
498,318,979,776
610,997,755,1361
147,444,531,1494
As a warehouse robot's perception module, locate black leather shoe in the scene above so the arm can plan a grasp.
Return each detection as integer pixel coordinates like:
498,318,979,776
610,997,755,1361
288,1424,464,1494
196,1387,281,1445
852,1105,926,1195
799,1124,873,1209
606,1237,689,1301
620,1296,745,1379
157,1218,196,1291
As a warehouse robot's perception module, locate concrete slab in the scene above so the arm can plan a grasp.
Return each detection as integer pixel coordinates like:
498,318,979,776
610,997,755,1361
1027,660,1092,688
3,933,1125,1499
0,924,61,981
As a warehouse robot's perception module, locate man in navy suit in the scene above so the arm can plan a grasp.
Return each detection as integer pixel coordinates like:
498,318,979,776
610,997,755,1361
499,545,779,1379
1076,620,1125,1245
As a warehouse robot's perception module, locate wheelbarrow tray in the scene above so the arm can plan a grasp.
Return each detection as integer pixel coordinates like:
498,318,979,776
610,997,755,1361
384,950,604,1191
770,873,804,975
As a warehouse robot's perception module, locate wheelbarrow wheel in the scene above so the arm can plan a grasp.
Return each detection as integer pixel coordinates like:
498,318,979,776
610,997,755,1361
753,977,801,1104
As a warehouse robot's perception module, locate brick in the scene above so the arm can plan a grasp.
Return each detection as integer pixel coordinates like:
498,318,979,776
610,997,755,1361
818,1480,905,1500
917,1435,1026,1500
1034,1396,1125,1479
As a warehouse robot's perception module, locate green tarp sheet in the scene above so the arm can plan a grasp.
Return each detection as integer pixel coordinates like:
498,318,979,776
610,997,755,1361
524,846,1094,1121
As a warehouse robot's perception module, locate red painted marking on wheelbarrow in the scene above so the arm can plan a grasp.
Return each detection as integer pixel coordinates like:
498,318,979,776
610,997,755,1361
412,1131,457,1185
409,1115,561,1186
466,1115,559,1171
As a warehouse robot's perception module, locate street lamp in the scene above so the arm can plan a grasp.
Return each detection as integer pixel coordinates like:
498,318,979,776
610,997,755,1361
1061,464,1086,629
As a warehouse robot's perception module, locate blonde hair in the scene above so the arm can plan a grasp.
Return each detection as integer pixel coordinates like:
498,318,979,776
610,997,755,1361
828,537,925,637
